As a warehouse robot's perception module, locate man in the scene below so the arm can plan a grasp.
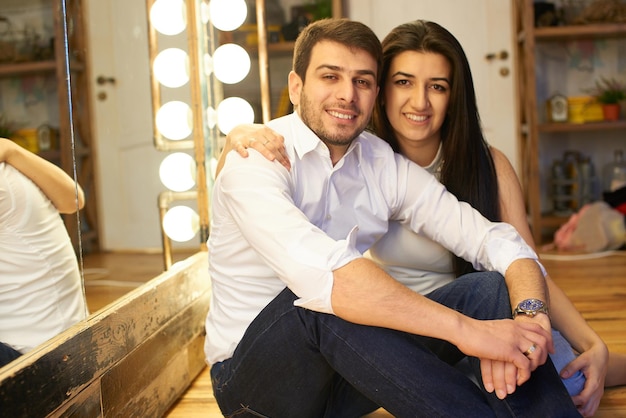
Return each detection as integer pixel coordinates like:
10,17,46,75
0,137,88,366
205,18,579,417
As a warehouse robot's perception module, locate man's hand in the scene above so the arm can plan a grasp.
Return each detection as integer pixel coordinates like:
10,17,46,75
455,317,553,399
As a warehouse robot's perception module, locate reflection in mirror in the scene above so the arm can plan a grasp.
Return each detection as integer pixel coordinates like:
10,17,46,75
0,0,215,370
0,0,91,369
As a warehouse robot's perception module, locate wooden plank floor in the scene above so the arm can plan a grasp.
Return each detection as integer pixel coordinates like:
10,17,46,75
83,250,626,417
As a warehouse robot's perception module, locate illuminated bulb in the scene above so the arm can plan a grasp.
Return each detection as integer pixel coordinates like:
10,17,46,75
159,152,196,192
156,101,193,140
217,97,254,135
213,44,250,84
163,206,199,242
153,48,189,88
203,53,214,76
206,106,218,129
209,156,218,180
210,0,247,31
150,0,187,36
200,0,210,24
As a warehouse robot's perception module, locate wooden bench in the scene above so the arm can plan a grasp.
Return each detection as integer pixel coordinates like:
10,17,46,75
0,251,210,417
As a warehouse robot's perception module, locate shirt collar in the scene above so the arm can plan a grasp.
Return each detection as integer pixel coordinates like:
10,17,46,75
289,112,364,165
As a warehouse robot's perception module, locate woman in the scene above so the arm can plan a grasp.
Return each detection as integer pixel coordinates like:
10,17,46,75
220,20,625,417
0,137,88,367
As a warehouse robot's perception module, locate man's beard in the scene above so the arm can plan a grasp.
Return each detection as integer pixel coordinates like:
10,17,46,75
298,91,366,146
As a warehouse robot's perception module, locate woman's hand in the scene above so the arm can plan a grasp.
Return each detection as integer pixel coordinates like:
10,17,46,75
563,342,608,417
228,124,290,170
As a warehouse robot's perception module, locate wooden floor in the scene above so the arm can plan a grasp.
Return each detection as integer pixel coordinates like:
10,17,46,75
83,250,626,417
82,250,197,313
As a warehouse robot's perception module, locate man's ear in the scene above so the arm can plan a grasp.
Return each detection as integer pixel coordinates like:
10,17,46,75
288,70,302,106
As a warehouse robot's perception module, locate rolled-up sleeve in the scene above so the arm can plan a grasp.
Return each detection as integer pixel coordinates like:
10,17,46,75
392,156,540,276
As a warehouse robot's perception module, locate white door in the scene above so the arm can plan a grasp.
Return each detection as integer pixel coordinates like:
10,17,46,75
84,0,165,250
347,0,519,173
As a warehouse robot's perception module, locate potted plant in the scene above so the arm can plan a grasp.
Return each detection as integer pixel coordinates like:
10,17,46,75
586,76,626,121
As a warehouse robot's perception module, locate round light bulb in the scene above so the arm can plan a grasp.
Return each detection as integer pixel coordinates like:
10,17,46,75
150,0,187,36
213,44,250,84
209,0,247,31
203,53,214,77
200,0,210,24
156,101,193,140
163,206,199,242
217,97,254,135
159,152,197,192
206,106,218,129
153,48,190,88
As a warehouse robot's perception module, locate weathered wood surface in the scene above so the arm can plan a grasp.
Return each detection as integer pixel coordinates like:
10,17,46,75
0,251,210,417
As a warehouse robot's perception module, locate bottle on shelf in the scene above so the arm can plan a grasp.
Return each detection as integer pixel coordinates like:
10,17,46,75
602,149,626,193
554,150,597,213
551,158,570,215
563,150,582,210
579,156,595,206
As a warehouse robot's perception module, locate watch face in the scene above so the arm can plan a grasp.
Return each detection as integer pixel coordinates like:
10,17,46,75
520,299,544,311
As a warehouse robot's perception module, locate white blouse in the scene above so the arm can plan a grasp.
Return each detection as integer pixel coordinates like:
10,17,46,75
0,163,87,353
367,144,456,295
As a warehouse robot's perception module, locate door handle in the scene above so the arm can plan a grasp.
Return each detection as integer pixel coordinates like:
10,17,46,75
96,75,116,85
485,50,509,61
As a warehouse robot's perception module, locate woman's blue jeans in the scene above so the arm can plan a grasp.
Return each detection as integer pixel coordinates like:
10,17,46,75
210,272,580,417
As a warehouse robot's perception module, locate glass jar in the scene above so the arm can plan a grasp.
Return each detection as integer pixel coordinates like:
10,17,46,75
602,149,626,192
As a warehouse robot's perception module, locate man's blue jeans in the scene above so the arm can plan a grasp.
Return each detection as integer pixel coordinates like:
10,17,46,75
210,272,580,417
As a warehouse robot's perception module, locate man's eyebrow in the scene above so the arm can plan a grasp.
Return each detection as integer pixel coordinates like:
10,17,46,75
315,64,376,78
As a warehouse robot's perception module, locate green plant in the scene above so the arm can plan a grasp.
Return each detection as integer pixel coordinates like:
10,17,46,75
305,0,332,21
587,76,626,104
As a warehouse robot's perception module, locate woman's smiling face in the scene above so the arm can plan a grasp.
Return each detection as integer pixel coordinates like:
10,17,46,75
384,50,451,152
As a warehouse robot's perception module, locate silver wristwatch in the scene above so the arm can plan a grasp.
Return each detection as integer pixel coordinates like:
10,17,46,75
513,298,549,318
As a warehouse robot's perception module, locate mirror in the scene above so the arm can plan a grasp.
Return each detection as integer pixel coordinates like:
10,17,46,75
0,0,215,370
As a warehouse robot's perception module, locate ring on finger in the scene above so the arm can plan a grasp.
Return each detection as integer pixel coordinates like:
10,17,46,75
523,343,537,356
263,139,270,146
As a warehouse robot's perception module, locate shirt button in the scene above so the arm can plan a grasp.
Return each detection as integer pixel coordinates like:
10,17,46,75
325,215,332,220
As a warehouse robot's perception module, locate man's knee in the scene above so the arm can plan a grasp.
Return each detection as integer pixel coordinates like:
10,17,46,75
473,272,508,298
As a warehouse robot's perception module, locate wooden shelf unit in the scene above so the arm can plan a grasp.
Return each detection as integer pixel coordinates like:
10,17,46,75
514,0,626,244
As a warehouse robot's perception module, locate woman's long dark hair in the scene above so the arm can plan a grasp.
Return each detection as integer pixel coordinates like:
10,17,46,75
371,20,500,277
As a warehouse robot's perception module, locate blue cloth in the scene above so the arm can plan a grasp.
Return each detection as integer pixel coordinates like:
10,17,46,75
550,329,587,396
210,273,581,417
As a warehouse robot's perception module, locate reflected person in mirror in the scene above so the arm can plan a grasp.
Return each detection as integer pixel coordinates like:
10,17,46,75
206,18,580,417
0,138,88,367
